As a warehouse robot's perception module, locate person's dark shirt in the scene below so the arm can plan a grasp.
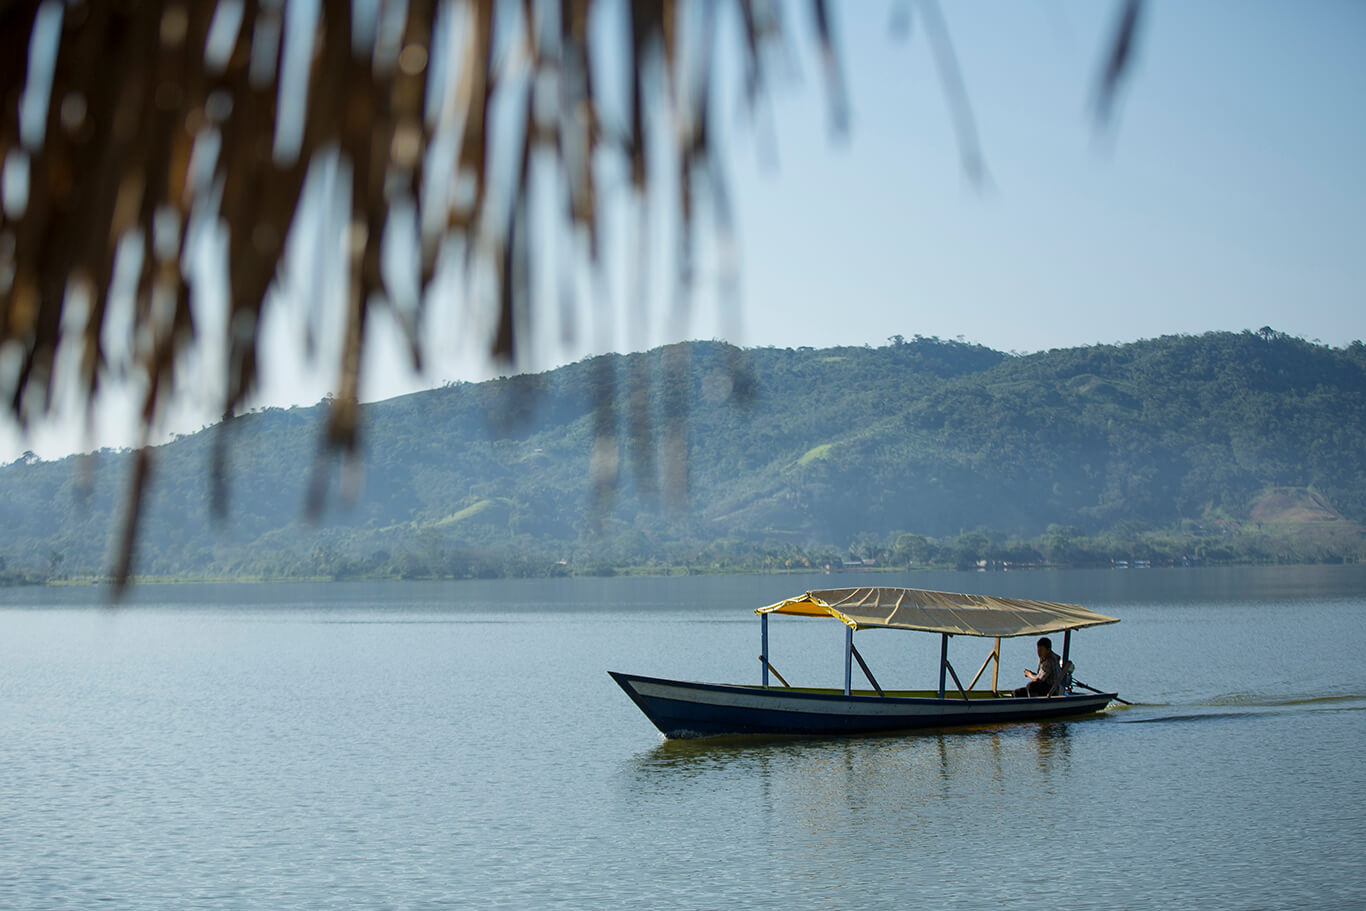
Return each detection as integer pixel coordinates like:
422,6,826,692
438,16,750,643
1035,651,1061,690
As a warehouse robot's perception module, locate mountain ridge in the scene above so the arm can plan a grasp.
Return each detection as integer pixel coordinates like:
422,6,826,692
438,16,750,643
2,330,1363,581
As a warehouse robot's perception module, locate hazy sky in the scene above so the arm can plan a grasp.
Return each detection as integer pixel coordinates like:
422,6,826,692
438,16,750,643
3,0,1363,463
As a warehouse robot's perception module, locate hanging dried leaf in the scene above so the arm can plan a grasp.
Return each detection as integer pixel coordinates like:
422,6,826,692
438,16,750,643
0,0,1141,589
1094,0,1143,128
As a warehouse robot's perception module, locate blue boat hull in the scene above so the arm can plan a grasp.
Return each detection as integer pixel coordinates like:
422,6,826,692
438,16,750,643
610,671,1117,738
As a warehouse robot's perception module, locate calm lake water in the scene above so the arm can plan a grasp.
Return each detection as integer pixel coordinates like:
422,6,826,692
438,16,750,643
2,566,1364,910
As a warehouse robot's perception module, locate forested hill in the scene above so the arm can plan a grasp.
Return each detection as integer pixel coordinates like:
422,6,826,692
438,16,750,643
3,330,1365,581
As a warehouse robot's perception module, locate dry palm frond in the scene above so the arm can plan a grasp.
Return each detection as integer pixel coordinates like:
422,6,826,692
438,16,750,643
0,0,1143,589
1094,0,1143,129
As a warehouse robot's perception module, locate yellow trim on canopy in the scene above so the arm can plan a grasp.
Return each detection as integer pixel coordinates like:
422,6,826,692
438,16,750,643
757,587,1119,638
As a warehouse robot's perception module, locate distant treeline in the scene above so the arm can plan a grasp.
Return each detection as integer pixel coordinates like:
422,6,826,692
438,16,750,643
17,521,1358,586
3,330,1364,584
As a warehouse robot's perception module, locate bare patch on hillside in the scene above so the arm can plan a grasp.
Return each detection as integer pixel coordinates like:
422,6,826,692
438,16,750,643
1249,488,1345,523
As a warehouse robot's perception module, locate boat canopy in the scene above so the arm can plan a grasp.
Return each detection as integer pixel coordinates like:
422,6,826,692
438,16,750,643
757,587,1119,638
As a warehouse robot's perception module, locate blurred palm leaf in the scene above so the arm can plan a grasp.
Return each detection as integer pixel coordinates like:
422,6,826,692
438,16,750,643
0,0,1141,588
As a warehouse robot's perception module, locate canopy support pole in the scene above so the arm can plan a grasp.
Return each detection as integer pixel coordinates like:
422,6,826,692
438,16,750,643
992,637,1000,691
1060,629,1073,695
968,640,1000,691
844,626,854,696
851,644,884,696
938,634,949,699
945,659,970,701
761,612,769,687
762,659,791,688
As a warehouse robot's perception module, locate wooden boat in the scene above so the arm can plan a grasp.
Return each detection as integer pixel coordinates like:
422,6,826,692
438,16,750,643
610,586,1122,738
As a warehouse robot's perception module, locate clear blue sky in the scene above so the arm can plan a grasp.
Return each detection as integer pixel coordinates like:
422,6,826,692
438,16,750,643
3,0,1362,462
726,0,1363,355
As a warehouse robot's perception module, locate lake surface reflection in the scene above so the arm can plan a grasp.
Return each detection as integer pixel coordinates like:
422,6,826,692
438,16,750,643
2,566,1364,910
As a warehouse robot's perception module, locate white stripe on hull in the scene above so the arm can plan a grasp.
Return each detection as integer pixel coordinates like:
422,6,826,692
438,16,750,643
630,677,1109,721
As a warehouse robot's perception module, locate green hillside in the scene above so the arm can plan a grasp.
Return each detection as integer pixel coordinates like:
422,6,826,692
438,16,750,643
3,330,1364,582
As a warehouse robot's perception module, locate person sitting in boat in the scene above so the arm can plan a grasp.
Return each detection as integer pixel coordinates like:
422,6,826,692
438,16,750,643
1014,637,1062,697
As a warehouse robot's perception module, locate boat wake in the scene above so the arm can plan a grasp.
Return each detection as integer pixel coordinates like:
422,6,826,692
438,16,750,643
1118,692,1366,725
1206,692,1366,708
1121,709,1287,725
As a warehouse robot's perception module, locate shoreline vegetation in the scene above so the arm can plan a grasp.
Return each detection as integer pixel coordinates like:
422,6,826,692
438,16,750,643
7,521,1362,587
